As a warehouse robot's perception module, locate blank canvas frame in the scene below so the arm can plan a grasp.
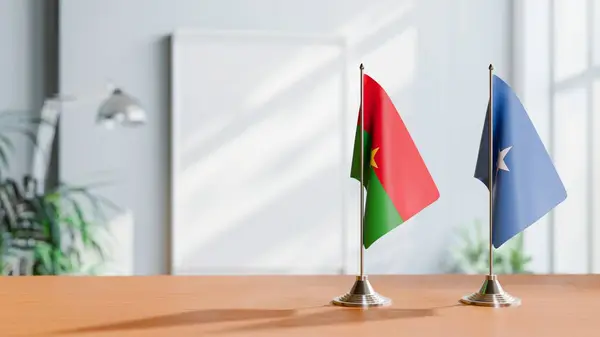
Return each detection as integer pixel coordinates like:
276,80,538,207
170,30,353,275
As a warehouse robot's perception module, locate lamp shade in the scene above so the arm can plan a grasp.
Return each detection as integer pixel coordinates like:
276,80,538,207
96,88,146,128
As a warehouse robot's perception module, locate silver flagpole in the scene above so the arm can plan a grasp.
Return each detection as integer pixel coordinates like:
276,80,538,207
488,63,495,277
360,63,365,277
331,63,390,308
459,64,521,307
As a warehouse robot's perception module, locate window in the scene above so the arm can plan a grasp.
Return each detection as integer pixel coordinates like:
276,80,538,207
515,0,599,274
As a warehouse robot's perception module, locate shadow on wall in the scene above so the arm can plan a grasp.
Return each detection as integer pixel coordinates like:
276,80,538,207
364,0,506,274
174,41,348,273
173,1,420,275
170,0,505,275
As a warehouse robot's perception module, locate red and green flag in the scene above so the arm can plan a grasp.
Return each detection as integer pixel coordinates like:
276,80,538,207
351,74,439,248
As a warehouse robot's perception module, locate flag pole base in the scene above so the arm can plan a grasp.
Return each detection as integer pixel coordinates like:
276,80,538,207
331,275,391,308
459,274,521,307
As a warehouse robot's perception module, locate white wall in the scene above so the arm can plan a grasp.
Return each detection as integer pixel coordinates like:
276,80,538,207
59,0,512,275
0,0,46,178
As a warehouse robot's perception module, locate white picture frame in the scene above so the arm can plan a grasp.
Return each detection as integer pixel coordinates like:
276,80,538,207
169,30,353,275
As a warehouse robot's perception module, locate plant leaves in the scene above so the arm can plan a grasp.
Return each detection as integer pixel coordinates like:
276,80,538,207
34,242,53,273
450,219,533,274
0,134,14,170
0,175,115,275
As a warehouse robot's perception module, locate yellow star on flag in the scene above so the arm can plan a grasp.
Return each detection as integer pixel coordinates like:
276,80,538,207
370,147,379,168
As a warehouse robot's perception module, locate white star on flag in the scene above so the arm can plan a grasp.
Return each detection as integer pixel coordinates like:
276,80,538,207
497,146,513,171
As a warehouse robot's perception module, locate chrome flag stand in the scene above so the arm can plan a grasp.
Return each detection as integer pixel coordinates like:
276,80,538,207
459,64,521,308
331,64,390,308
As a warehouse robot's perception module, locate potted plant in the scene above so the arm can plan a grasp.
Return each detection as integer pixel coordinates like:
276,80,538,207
447,219,533,274
0,111,118,275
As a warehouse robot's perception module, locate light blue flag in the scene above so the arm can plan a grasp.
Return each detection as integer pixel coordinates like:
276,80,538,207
474,75,567,248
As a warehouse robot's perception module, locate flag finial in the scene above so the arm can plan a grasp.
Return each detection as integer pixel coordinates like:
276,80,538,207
360,63,364,70
489,64,494,71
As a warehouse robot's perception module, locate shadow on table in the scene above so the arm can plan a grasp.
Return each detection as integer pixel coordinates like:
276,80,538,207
52,308,297,335
53,305,458,335
213,306,442,334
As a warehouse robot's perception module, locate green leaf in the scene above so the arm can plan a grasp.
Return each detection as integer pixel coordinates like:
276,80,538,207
67,248,82,272
34,243,53,274
0,127,38,147
88,235,108,262
71,201,91,246
32,196,61,249
0,148,9,170
0,134,14,169
0,134,14,150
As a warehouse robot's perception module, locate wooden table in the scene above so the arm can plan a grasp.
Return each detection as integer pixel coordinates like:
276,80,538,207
1,275,599,336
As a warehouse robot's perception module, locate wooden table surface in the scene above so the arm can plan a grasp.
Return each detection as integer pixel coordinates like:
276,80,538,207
1,275,599,337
